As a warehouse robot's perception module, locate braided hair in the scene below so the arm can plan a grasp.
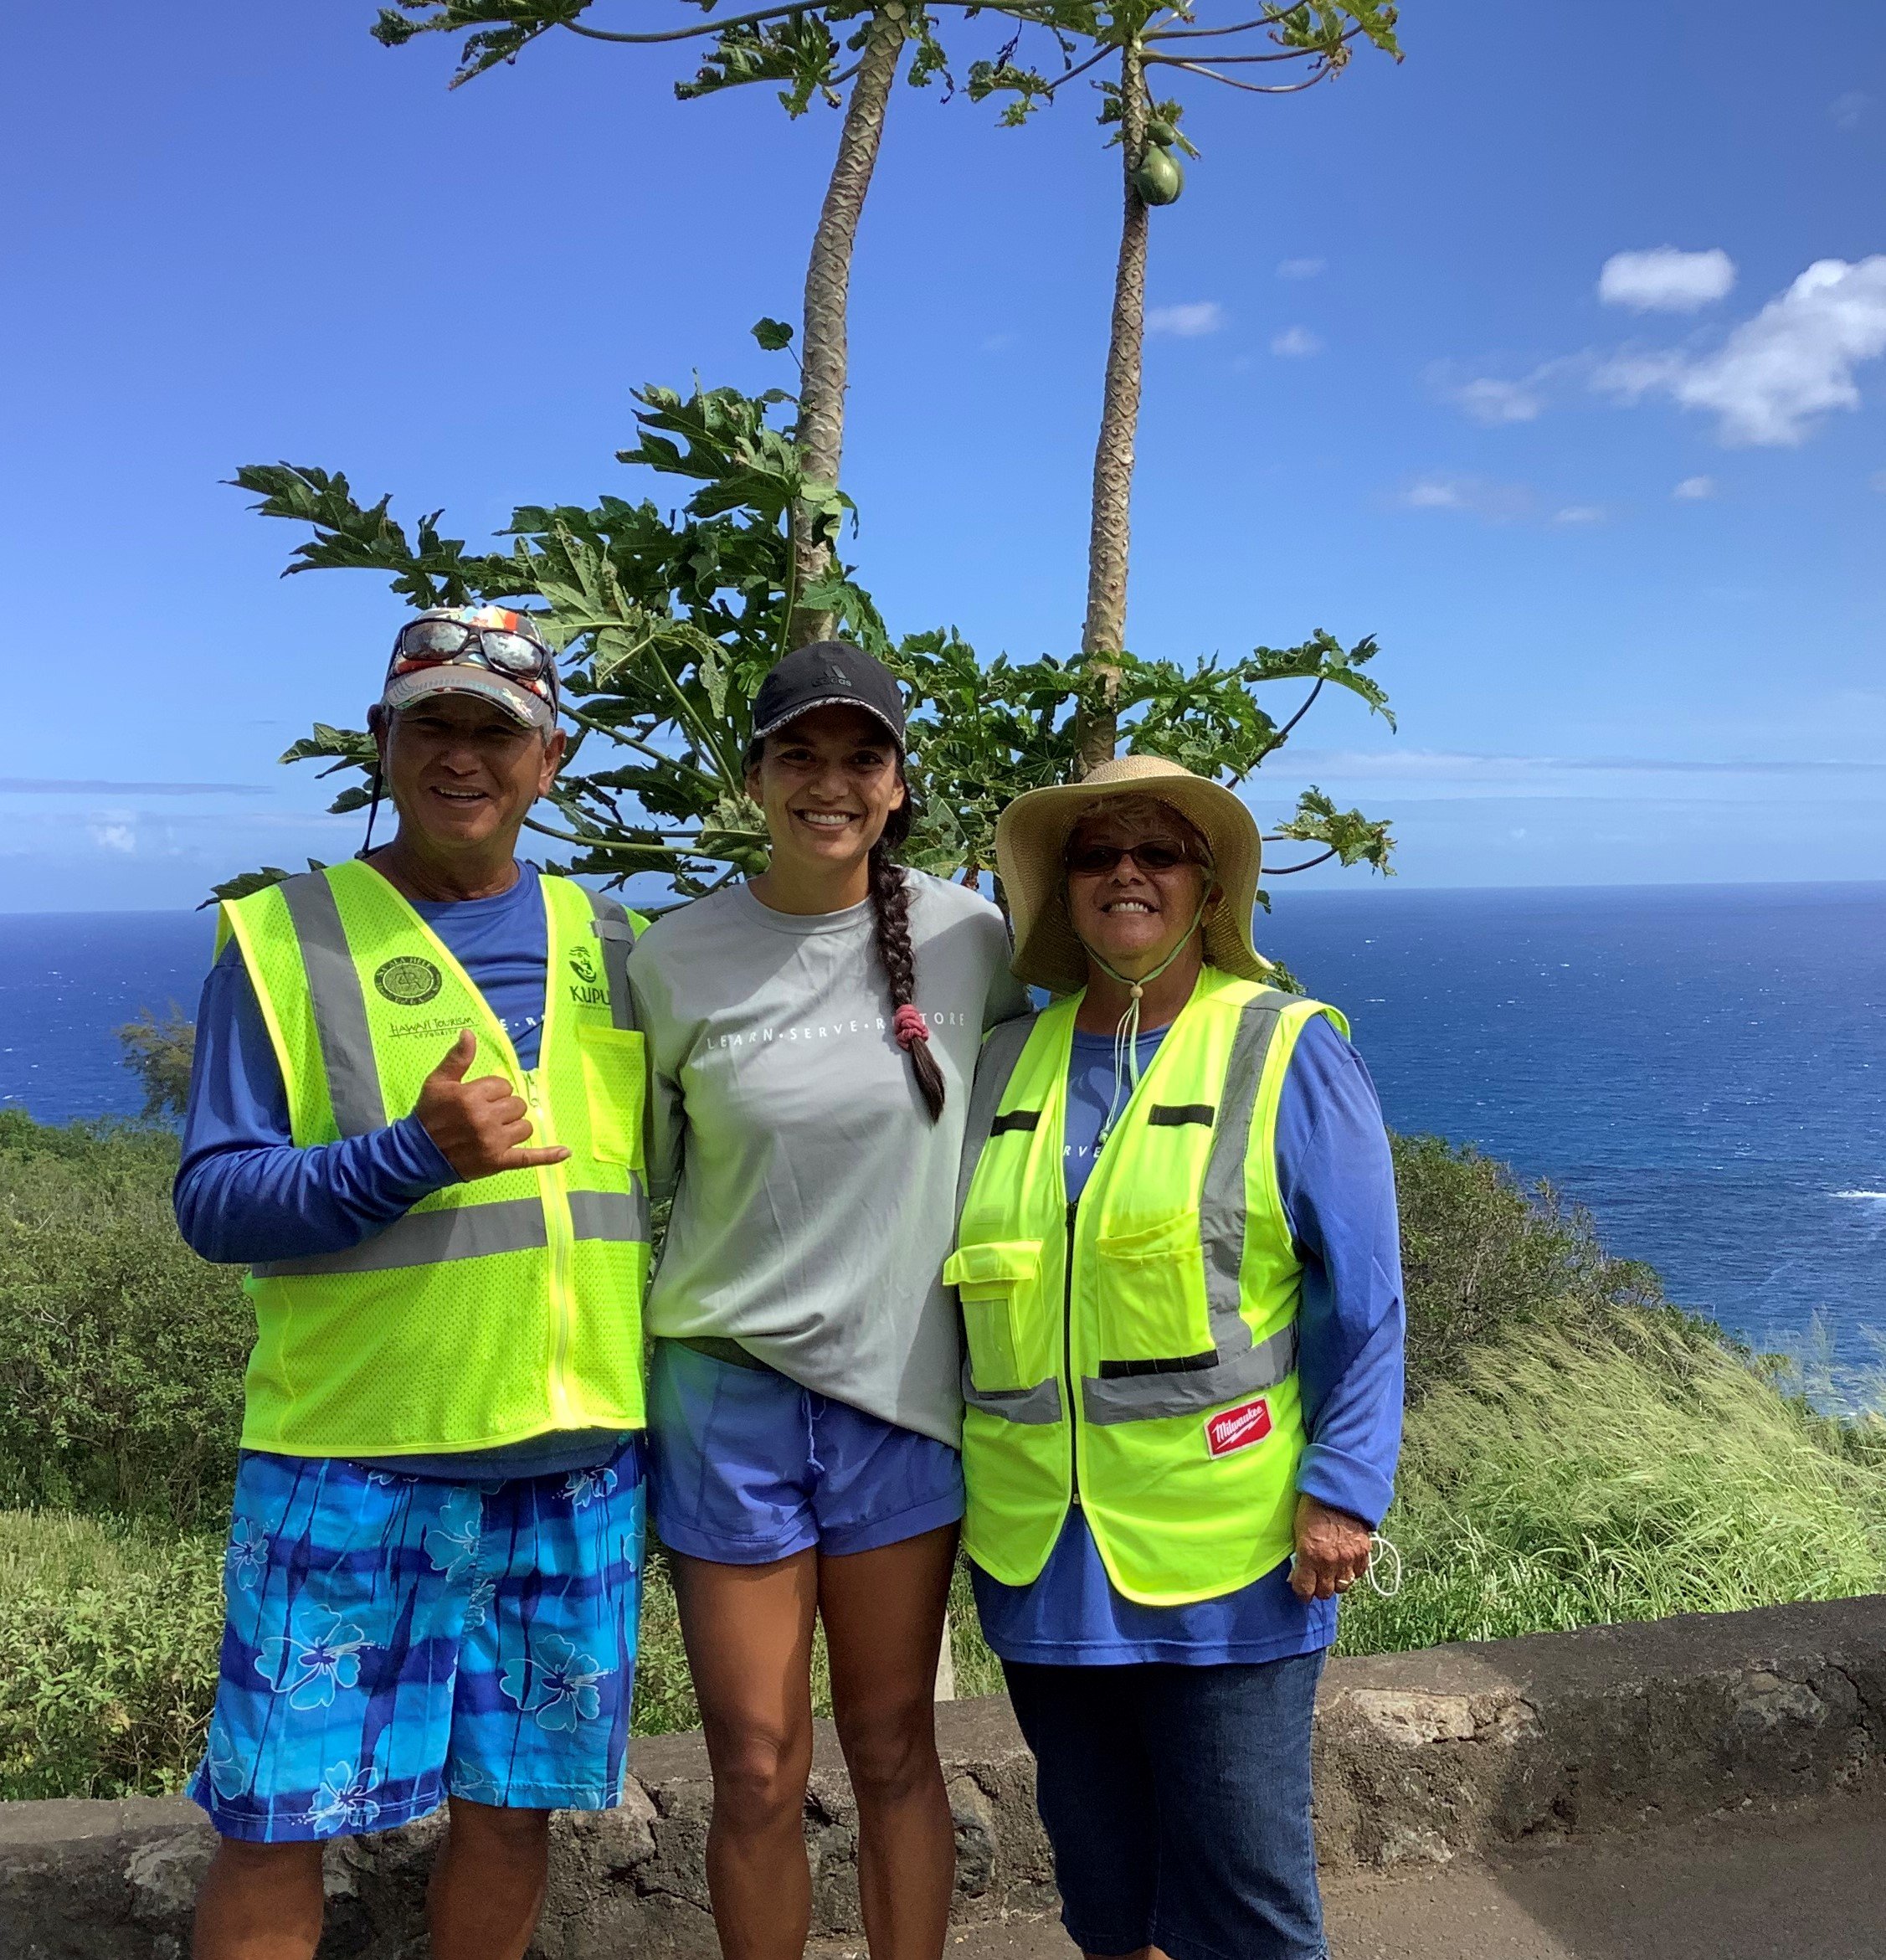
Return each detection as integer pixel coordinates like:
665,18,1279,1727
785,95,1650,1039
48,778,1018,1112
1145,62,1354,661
743,735,947,1124
870,795,947,1124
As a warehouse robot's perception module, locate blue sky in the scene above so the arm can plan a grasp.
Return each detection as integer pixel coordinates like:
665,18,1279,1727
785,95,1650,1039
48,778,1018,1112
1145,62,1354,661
4,1,1883,911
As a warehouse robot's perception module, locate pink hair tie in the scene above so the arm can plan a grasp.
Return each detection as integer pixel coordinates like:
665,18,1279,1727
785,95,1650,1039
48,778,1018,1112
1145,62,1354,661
893,1004,931,1050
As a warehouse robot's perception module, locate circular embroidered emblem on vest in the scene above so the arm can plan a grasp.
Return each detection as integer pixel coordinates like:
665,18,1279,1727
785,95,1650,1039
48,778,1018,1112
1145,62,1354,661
568,945,599,985
374,956,444,1006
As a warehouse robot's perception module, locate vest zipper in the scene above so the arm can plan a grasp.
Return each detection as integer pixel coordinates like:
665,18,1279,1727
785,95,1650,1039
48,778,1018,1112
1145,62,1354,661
527,1069,578,1427
1064,1197,1081,1507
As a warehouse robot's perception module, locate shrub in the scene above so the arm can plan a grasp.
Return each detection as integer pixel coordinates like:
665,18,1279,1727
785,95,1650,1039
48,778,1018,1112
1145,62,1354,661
1339,1314,1886,1659
1390,1134,1684,1400
0,1125,250,1530
0,1510,225,1801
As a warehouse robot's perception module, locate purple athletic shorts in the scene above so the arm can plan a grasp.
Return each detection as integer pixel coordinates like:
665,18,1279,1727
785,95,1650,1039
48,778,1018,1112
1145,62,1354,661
647,1340,964,1563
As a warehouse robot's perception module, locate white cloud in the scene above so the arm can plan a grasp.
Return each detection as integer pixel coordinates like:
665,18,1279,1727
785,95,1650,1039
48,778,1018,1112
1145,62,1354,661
1147,301,1226,337
1831,91,1870,131
1453,376,1545,424
1553,505,1606,526
1270,326,1322,358
1599,246,1737,313
1394,476,1531,521
1277,258,1325,280
89,822,136,854
1673,475,1717,500
1595,256,1886,445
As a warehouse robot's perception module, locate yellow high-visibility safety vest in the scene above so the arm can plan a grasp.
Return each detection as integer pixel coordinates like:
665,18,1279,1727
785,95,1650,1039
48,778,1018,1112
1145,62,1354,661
216,860,650,1458
943,967,1346,1607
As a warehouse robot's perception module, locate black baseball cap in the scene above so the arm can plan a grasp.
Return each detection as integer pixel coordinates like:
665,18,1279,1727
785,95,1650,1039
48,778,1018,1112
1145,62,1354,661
751,642,907,749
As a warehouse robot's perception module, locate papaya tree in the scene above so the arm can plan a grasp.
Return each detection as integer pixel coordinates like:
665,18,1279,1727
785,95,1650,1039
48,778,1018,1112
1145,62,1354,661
966,2,1402,765
226,342,1393,908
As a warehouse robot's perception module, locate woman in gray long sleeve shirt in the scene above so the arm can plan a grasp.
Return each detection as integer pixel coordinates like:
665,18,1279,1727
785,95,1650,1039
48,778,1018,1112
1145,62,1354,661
627,645,1026,1960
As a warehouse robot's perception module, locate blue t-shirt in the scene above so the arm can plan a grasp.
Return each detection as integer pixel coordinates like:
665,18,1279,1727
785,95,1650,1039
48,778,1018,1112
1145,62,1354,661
969,1010,1405,1665
175,863,624,1480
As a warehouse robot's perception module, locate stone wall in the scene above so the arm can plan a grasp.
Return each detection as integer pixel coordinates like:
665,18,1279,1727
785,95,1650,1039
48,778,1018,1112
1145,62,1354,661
6,1595,1883,1959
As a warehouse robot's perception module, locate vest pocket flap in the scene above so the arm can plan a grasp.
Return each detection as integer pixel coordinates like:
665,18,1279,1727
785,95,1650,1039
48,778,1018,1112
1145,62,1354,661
943,1239,1042,1296
575,1023,647,1166
1093,1211,1215,1365
1096,1211,1200,1264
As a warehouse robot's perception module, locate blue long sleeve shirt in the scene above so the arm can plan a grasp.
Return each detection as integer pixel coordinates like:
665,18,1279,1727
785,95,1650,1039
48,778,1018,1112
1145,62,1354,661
175,865,624,1480
970,1010,1406,1664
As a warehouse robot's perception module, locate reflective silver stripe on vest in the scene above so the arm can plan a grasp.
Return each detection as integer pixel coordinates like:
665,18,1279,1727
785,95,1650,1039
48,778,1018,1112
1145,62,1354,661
568,1182,650,1244
1082,1324,1298,1425
1199,991,1288,1361
253,1176,650,1278
956,1013,1061,1423
1081,989,1298,1423
962,1366,1064,1425
253,1196,548,1277
279,872,387,1137
586,889,639,1032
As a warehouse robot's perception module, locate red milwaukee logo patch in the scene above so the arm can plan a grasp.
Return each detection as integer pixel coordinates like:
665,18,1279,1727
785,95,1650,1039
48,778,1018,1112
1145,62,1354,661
1205,1397,1273,1458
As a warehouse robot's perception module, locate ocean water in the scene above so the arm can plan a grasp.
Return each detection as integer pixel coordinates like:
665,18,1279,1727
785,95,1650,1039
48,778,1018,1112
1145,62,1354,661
3,885,1883,1392
1262,882,1886,1400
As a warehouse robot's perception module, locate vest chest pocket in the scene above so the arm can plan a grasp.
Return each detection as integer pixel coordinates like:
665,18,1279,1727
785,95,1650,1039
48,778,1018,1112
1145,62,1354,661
575,1024,647,1166
943,1239,1046,1393
1092,1211,1215,1368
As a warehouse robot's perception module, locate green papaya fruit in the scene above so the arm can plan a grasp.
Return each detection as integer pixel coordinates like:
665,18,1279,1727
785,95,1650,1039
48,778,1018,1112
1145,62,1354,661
1145,117,1177,148
1133,143,1185,208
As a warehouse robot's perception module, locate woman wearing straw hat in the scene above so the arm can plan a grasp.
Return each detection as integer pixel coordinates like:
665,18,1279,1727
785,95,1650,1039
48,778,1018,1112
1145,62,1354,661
944,755,1406,1960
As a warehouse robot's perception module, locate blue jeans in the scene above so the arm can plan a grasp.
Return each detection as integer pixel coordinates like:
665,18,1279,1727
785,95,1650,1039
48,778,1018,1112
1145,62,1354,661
1002,1650,1328,1960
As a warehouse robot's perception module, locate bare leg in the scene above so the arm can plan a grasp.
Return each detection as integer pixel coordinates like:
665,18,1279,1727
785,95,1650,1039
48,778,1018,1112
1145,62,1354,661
820,1522,960,1960
428,1798,552,1960
673,1548,820,1960
191,1840,324,1960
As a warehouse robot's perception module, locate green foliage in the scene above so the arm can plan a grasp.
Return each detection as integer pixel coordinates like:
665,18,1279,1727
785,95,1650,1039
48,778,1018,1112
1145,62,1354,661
371,0,957,118
971,1,1401,127
0,1122,250,1531
114,1007,196,1121
1337,1319,1886,1659
1390,1134,1680,1403
0,1512,225,1801
234,361,1394,904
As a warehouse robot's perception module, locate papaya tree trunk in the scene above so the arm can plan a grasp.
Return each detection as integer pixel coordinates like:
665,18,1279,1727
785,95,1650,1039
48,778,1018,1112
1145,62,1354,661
1075,44,1150,771
789,5,907,650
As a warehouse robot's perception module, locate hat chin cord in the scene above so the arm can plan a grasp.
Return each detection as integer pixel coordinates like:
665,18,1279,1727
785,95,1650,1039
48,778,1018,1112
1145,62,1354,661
1084,896,1209,1147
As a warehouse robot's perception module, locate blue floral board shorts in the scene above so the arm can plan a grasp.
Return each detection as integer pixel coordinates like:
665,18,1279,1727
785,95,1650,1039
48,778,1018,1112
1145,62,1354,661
190,1437,645,1843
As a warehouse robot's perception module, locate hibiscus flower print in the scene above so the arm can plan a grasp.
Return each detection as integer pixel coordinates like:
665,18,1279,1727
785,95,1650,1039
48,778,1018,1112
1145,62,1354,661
499,1633,612,1732
302,1759,383,1835
254,1609,375,1710
561,1465,619,1511
224,1516,270,1591
204,1716,251,1802
424,1491,484,1581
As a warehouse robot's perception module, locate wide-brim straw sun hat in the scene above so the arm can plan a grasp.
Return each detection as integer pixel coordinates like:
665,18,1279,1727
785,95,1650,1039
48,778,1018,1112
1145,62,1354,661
997,754,1268,995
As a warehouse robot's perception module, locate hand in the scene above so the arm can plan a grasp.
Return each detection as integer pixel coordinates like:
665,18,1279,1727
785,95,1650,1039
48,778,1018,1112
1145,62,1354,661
414,1030,571,1181
1289,1494,1373,1603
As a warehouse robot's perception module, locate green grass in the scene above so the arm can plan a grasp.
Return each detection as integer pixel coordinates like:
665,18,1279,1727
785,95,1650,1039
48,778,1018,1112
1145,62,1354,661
1339,1315,1886,1656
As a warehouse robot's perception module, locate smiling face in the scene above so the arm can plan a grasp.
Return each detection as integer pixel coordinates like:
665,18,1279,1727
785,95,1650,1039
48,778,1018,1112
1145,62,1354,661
746,704,907,883
378,692,564,857
1064,798,1215,981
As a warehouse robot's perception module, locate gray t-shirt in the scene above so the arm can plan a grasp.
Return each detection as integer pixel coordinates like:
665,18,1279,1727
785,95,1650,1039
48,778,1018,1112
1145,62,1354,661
628,873,1028,1446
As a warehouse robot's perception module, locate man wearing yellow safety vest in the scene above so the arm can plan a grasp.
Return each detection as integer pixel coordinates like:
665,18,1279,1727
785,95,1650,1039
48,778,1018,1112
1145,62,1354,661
172,608,649,1960
948,756,1406,1960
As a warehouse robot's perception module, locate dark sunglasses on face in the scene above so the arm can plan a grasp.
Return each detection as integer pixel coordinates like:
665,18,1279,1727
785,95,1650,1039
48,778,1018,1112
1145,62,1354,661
1064,839,1202,877
390,619,558,697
